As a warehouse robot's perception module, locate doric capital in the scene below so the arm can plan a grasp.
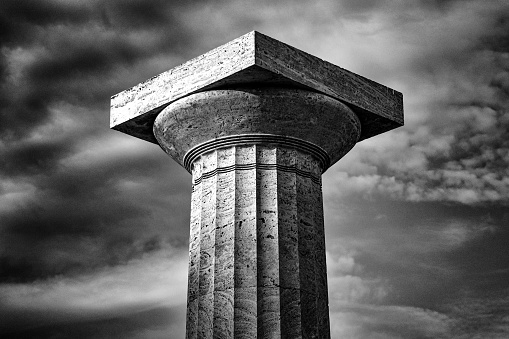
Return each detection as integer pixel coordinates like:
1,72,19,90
110,31,403,146
153,88,360,173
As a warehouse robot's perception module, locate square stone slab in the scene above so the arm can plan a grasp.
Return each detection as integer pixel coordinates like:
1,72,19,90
110,31,403,144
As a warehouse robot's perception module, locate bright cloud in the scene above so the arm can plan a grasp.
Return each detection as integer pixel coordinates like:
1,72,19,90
0,247,188,328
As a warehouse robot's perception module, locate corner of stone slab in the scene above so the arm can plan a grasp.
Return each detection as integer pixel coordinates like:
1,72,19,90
109,96,119,129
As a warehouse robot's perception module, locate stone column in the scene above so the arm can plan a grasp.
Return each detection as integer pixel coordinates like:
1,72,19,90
186,145,328,338
153,88,361,338
110,31,403,339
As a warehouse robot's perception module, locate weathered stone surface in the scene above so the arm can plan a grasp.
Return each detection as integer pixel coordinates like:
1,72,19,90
153,88,361,172
234,287,257,338
198,292,214,339
280,288,302,339
213,290,234,339
111,31,403,144
185,145,330,338
187,158,202,339
257,147,281,339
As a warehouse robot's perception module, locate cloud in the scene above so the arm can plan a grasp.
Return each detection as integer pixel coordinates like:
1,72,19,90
0,247,188,335
327,221,507,339
317,0,509,205
0,0,508,337
0,117,191,282
330,303,453,339
329,294,509,339
447,291,509,339
0,0,213,140
3,306,186,339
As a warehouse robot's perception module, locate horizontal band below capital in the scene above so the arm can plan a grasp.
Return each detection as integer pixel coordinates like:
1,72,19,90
193,163,322,189
183,134,330,173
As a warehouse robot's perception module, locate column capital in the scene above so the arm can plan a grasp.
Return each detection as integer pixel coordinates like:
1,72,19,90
110,31,403,146
152,88,361,173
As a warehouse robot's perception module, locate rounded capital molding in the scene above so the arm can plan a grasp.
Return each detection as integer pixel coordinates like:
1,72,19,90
153,87,361,173
183,134,330,173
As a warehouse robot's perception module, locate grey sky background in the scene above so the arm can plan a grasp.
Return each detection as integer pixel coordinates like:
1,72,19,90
0,0,508,338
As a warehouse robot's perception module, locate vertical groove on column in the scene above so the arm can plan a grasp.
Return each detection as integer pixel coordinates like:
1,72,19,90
277,148,302,339
297,152,319,339
213,147,236,338
256,146,281,338
234,146,257,339
187,159,203,339
313,175,330,339
198,152,217,339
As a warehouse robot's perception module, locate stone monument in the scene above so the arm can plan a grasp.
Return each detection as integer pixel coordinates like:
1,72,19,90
111,31,403,339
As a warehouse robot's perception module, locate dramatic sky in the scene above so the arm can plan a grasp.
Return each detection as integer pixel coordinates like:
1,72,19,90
1,0,508,338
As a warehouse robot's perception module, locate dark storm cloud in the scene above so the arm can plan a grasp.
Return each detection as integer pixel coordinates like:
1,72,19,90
0,306,184,339
330,0,509,205
0,2,196,281
0,0,211,140
0,141,191,282
443,210,509,288
0,7,195,279
331,199,509,303
0,0,202,286
0,0,92,27
0,139,73,176
103,0,181,28
0,192,145,282
324,196,509,337
336,0,463,17
0,0,92,46
26,40,140,84
0,248,188,337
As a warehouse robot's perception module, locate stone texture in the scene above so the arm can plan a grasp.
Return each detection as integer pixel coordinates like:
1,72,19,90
185,145,329,338
187,158,203,339
111,31,403,144
153,88,361,172
257,147,281,339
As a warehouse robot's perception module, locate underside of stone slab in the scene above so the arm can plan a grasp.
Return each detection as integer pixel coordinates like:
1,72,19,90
110,31,403,144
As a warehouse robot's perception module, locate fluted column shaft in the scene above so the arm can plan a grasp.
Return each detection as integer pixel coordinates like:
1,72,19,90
186,144,329,339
